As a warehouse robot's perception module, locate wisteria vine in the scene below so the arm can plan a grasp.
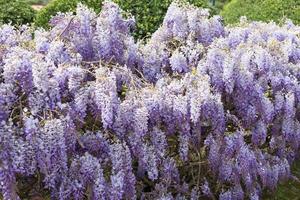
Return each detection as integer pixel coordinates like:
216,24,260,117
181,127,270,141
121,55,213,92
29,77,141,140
0,1,300,199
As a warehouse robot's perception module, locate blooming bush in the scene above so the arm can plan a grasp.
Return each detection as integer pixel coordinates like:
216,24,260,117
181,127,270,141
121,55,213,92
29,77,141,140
0,1,300,199
34,0,211,39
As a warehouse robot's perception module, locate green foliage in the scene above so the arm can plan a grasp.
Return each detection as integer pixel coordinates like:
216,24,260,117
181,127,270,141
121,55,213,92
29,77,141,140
34,0,216,39
0,0,36,25
211,0,229,14
221,0,300,25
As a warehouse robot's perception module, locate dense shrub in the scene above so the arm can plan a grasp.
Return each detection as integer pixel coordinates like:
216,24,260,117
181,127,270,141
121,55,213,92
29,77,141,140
0,0,36,25
221,0,300,24
1,1,300,200
34,0,212,38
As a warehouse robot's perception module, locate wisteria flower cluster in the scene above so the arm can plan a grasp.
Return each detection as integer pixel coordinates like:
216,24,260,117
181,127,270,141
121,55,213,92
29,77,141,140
0,1,300,199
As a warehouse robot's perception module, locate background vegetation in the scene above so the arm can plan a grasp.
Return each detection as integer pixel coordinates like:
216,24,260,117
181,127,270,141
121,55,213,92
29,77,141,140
0,0,36,25
33,0,227,39
221,0,300,24
6,0,299,35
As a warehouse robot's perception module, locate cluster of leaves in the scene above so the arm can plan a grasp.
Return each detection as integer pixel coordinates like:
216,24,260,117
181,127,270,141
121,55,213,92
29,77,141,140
0,0,36,25
0,1,300,200
221,0,300,25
